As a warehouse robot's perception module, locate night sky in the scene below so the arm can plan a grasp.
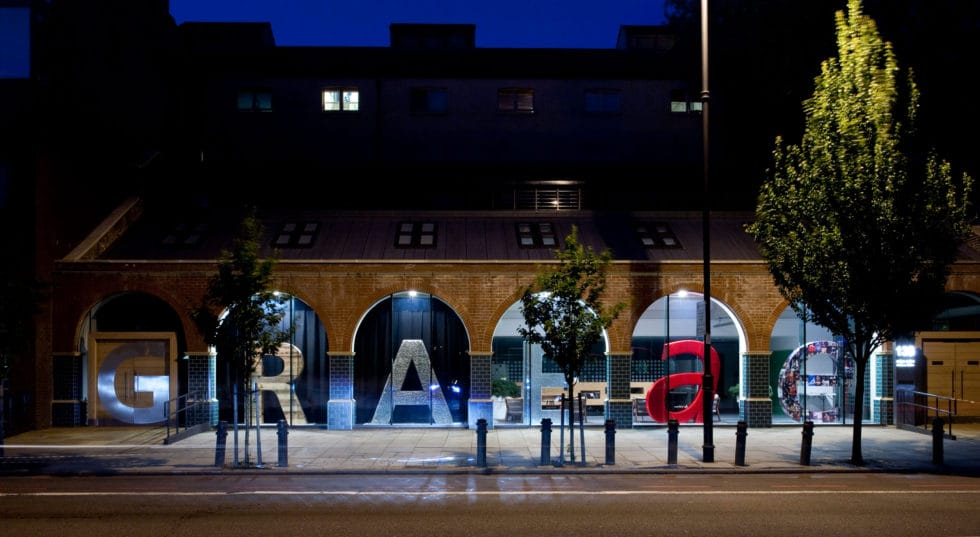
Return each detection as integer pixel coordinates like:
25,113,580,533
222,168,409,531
169,0,668,48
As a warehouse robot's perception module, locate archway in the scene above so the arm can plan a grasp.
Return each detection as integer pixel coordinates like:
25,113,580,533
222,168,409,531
353,291,470,426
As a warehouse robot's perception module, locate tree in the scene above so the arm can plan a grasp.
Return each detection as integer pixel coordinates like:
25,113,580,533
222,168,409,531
746,0,973,465
191,206,292,428
517,225,627,461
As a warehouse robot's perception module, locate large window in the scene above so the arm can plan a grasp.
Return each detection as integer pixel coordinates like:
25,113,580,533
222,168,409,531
322,87,360,111
497,88,534,113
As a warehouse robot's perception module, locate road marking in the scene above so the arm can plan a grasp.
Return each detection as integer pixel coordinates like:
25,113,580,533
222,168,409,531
3,490,979,497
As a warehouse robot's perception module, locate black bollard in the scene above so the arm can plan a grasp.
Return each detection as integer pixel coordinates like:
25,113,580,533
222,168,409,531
604,419,616,465
800,420,815,465
214,420,228,467
277,419,288,467
476,418,488,467
667,419,679,465
540,418,553,466
932,417,944,466
735,420,748,466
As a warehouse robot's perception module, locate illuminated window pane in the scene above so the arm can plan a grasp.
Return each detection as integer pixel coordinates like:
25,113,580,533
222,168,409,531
323,90,340,111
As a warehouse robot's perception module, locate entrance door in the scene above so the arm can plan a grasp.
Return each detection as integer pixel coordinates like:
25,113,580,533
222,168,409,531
90,333,176,425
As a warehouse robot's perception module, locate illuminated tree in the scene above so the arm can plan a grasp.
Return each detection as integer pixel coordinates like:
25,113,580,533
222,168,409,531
747,0,973,464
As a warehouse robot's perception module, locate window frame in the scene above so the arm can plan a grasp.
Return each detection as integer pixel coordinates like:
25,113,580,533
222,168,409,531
273,221,321,248
395,221,438,249
322,86,360,112
497,87,535,114
237,88,273,112
635,221,682,249
516,222,558,248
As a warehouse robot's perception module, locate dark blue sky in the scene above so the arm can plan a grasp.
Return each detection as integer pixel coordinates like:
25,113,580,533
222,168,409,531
169,0,668,48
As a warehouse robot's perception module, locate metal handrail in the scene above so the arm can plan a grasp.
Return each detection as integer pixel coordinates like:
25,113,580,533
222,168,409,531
164,390,205,442
895,387,958,439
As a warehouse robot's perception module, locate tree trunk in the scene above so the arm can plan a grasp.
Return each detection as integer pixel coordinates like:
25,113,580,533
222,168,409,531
850,355,867,465
566,374,576,463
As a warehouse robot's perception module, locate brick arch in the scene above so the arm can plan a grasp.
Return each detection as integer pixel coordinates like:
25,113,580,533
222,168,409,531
344,285,473,354
479,289,530,355
262,286,339,356
75,288,196,354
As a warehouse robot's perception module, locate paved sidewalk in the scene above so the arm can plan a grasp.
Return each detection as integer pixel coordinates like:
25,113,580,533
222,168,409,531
2,422,978,476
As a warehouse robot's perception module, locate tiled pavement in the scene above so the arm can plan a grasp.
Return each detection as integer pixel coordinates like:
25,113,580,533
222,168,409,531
2,420,978,476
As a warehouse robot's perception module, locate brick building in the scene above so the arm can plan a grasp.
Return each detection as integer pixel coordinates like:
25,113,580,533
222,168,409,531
3,1,979,436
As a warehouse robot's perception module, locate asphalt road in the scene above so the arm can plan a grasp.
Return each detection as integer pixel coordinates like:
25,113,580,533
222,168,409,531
1,473,977,537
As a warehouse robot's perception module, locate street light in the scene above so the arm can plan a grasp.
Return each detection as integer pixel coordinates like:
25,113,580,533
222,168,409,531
700,0,715,463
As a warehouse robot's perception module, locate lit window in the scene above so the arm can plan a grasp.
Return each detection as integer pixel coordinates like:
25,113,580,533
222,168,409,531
670,89,701,114
274,221,320,248
237,89,272,111
585,89,622,114
395,221,437,248
497,88,534,113
410,87,448,114
323,87,360,112
516,222,558,248
636,221,682,249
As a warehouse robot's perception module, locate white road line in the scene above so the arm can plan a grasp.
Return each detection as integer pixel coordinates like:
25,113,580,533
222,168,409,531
2,490,979,497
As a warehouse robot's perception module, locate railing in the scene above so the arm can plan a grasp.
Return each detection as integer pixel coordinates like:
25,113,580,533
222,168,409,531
895,387,958,439
164,391,208,444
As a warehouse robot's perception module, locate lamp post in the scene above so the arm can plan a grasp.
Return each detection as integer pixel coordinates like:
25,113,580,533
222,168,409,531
665,293,670,420
700,0,714,463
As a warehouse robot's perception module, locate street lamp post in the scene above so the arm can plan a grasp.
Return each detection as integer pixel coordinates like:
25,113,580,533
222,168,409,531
665,293,670,420
700,0,715,463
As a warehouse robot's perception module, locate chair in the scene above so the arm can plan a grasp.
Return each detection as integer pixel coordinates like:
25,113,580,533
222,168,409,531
505,397,523,422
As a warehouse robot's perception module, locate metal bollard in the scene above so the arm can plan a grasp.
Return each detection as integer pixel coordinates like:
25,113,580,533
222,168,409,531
604,419,616,465
540,418,553,466
476,418,488,467
214,420,228,467
932,417,944,465
800,420,815,465
277,419,288,467
735,420,748,466
667,419,679,465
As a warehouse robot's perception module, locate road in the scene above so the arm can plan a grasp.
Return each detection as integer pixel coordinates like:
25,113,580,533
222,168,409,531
1,473,978,536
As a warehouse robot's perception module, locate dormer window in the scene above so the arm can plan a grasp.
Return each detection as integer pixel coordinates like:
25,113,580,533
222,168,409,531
636,221,682,249
396,222,437,248
274,221,320,248
516,222,558,248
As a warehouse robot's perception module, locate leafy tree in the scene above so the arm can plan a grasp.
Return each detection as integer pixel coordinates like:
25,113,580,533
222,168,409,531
191,206,292,422
518,225,626,460
746,0,973,465
663,0,978,211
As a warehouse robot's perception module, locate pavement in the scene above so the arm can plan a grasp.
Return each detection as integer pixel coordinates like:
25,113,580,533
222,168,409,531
1,419,978,477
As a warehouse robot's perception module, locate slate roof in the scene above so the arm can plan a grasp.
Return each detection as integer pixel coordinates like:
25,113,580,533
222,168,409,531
92,200,761,263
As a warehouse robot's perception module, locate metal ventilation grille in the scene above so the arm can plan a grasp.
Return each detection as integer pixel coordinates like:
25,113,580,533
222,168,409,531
514,187,582,211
